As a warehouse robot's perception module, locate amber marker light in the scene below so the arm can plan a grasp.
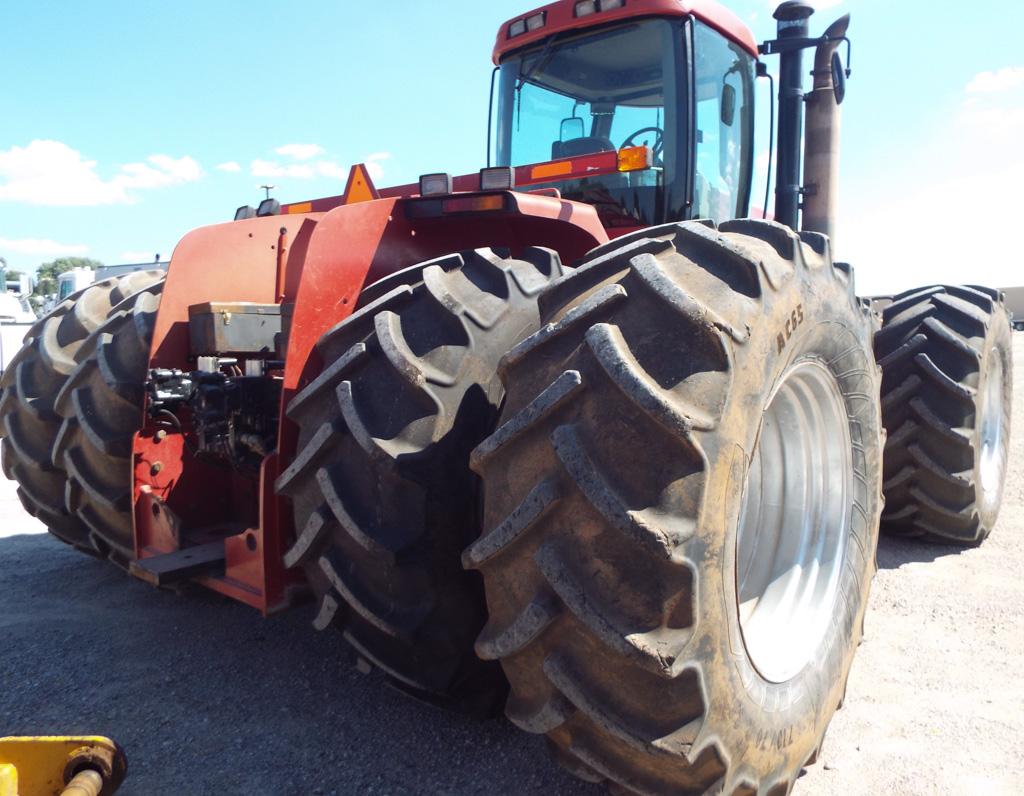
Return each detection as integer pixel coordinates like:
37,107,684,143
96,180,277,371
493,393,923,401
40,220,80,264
617,145,653,172
531,161,574,180
441,194,506,213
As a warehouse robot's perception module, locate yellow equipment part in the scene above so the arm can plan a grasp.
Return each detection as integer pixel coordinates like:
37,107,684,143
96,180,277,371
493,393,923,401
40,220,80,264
0,737,126,796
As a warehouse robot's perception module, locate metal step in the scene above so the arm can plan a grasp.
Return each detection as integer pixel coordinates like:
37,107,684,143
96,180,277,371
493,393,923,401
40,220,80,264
129,541,226,587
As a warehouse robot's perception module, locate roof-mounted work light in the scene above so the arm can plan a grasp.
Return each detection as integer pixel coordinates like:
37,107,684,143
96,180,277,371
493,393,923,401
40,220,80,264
234,205,257,221
509,11,545,37
419,173,453,197
257,198,281,217
479,167,515,191
576,0,624,15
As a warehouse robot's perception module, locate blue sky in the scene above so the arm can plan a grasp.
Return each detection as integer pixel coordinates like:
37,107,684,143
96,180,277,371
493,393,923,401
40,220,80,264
3,0,1023,295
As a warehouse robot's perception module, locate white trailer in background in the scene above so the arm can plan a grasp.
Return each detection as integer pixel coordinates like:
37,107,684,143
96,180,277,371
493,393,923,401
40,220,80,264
0,257,37,377
53,267,96,305
0,291,37,380
2,257,169,376
1003,286,1024,331
44,259,169,315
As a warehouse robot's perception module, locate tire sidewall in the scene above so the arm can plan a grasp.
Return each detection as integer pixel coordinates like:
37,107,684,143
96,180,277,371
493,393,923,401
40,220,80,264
697,267,881,778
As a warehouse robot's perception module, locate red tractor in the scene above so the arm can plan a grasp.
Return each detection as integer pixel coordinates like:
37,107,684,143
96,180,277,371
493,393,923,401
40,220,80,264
2,0,1011,792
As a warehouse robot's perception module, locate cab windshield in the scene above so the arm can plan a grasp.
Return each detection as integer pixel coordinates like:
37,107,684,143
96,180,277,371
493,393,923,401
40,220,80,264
493,20,683,229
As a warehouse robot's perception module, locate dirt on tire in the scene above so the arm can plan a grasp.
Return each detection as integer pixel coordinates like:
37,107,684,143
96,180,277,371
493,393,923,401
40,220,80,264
276,247,565,712
467,220,883,793
875,285,1013,545
0,270,165,555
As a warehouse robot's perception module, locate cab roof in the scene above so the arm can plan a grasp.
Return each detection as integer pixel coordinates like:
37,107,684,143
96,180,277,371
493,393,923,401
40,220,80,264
493,0,759,64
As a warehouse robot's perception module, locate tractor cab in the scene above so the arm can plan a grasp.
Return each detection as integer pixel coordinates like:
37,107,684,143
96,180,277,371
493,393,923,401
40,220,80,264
492,1,758,231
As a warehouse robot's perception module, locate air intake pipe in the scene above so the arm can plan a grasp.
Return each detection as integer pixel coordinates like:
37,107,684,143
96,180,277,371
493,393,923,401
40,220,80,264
802,14,850,244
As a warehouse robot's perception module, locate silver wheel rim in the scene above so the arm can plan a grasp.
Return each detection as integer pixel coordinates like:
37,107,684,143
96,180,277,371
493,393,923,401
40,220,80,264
736,359,852,683
978,352,1005,511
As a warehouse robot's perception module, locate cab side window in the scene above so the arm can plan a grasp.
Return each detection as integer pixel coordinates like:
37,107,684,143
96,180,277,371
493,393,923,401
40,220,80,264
694,22,755,222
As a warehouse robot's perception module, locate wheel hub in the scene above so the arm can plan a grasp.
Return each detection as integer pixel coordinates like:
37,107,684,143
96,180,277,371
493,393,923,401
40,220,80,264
978,351,1006,512
736,359,852,683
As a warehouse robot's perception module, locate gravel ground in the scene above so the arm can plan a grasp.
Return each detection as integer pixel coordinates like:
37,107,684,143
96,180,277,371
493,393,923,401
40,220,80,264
2,338,1022,795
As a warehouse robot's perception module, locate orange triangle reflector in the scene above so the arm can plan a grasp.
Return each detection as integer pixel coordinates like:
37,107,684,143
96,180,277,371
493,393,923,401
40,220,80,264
341,163,381,205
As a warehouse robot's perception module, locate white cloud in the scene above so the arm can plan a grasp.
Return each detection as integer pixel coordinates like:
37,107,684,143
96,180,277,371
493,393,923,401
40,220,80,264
250,159,314,179
249,153,391,183
275,144,324,161
0,140,204,206
0,141,124,205
363,152,392,181
315,161,348,179
0,236,88,256
216,161,242,172
967,67,1024,94
841,95,1024,296
118,154,203,189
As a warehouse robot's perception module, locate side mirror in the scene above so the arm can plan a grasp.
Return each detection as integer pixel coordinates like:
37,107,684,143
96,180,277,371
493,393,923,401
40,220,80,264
721,83,737,127
831,51,847,105
560,116,585,141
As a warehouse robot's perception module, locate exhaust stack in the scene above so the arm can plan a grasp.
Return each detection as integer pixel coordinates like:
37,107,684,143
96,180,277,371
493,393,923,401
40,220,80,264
802,14,850,244
772,2,814,231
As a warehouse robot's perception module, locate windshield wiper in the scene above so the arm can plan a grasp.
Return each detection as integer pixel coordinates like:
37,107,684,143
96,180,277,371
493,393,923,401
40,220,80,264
515,33,563,131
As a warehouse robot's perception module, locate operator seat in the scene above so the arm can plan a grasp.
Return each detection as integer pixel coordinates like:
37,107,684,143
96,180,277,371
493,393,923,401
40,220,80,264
552,136,616,159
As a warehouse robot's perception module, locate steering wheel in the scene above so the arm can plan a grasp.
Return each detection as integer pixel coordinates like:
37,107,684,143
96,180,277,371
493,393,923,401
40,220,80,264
621,126,664,161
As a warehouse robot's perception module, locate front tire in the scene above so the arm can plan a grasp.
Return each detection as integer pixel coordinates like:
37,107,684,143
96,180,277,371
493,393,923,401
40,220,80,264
467,221,883,793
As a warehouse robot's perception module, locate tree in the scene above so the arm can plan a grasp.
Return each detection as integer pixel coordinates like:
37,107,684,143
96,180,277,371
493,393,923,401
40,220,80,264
34,257,103,297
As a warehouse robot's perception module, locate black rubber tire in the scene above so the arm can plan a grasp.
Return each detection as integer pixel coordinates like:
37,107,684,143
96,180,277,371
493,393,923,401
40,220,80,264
52,278,165,567
275,247,565,712
875,284,1013,545
0,271,165,553
467,220,883,794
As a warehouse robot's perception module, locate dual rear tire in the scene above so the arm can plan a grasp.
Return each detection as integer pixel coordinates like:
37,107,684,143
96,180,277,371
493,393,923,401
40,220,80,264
0,271,164,560
282,223,888,791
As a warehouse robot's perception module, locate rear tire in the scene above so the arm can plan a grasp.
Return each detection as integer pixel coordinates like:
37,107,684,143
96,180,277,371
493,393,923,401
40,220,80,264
875,285,1013,545
52,279,165,567
468,221,883,793
276,247,565,712
0,271,164,554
